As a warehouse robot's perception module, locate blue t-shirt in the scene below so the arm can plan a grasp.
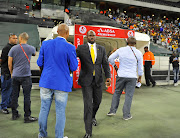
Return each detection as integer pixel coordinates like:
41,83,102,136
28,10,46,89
8,44,36,77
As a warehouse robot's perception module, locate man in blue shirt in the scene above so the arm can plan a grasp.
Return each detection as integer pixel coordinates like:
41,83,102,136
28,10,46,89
37,24,78,138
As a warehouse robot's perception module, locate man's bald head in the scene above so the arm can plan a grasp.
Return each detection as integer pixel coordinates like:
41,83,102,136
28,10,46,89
87,30,96,36
127,36,136,46
57,23,69,39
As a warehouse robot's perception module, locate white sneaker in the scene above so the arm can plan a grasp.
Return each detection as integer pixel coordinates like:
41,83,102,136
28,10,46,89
174,83,178,86
107,112,116,116
123,116,133,120
64,136,68,138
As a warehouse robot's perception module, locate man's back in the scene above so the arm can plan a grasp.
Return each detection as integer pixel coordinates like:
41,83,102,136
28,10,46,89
8,44,35,77
37,37,78,92
109,46,143,78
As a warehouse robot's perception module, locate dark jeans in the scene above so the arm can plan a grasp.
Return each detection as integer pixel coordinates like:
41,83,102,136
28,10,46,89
110,77,136,118
144,66,155,86
173,67,179,83
0,75,12,109
82,78,102,135
11,76,32,117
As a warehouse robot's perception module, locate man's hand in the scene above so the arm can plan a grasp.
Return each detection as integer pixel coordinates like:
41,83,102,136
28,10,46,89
114,64,118,72
105,78,111,87
137,76,142,83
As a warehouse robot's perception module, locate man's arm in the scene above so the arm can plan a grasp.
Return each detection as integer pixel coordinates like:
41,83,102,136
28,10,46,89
76,45,81,57
68,46,78,72
102,47,111,86
108,49,119,67
151,52,155,66
32,47,36,56
1,47,9,65
137,52,144,82
37,44,44,69
8,56,13,76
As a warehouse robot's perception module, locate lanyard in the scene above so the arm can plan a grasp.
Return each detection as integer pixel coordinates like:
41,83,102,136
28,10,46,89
129,46,138,64
20,44,30,64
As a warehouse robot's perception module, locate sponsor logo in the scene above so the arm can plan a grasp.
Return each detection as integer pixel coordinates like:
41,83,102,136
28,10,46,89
127,31,134,37
79,26,87,34
77,38,81,46
97,28,115,34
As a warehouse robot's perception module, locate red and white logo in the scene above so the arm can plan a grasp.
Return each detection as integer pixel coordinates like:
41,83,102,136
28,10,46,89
127,31,134,37
79,26,87,34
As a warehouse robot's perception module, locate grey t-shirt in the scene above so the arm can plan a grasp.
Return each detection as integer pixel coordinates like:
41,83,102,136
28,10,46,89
8,44,36,77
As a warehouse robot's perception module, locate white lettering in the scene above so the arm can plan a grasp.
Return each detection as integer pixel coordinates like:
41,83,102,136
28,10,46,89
97,28,115,34
77,38,80,46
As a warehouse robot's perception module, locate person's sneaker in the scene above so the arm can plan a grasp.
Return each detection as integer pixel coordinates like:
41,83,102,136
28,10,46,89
64,136,68,138
83,133,91,138
123,116,133,120
12,114,21,120
107,112,116,116
38,133,46,138
92,118,97,126
174,83,178,86
24,116,38,123
152,82,156,87
1,109,9,114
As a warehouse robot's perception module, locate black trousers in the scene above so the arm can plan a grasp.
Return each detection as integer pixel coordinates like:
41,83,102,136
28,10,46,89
11,76,32,117
144,66,155,86
82,78,102,135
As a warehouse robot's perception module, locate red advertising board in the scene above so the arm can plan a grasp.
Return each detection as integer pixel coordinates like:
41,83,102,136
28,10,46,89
73,24,134,94
75,24,135,39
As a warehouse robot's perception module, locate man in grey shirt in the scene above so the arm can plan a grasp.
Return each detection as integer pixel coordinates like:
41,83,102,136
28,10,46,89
8,32,38,123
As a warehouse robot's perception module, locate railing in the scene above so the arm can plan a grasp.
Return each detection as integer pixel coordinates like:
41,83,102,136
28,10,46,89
152,56,177,85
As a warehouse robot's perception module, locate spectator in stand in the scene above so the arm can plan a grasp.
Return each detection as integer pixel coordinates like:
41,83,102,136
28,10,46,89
176,44,180,57
32,14,35,18
66,17,72,26
169,52,179,86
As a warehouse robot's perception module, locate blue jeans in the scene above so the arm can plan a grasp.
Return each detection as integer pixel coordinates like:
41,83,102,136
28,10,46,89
38,87,69,138
173,67,179,83
0,75,12,109
110,77,136,118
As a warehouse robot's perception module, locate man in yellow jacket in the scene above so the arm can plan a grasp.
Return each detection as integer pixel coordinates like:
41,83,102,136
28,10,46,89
143,46,156,87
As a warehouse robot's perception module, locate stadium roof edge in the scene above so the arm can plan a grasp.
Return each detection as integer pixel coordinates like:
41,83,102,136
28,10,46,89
103,0,180,13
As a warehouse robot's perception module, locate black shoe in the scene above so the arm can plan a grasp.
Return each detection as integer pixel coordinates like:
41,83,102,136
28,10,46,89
1,109,9,114
83,133,91,138
92,118,97,126
24,116,38,123
12,114,21,120
7,105,11,108
152,82,156,87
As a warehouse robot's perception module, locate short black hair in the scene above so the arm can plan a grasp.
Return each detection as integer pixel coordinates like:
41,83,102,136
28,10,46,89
9,33,16,37
144,46,148,49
